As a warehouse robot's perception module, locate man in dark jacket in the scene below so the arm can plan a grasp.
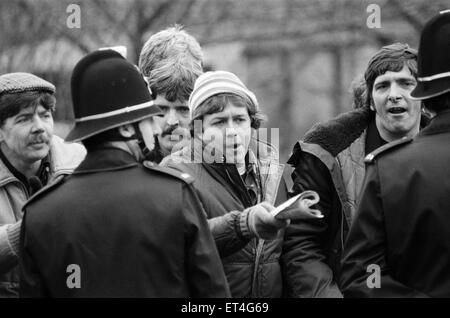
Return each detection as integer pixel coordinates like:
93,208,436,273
165,71,288,297
165,71,320,297
286,43,425,297
19,49,230,297
340,11,450,298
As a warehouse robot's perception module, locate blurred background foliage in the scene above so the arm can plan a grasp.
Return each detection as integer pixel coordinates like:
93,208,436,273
1,0,448,166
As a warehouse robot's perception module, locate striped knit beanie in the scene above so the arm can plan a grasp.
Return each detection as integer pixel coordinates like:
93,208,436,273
189,70,258,116
0,72,55,96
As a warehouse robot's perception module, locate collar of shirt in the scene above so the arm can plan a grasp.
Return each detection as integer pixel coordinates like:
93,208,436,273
241,161,261,206
208,153,262,207
0,147,50,194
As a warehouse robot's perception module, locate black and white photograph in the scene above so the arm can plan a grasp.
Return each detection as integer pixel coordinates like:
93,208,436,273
0,0,450,305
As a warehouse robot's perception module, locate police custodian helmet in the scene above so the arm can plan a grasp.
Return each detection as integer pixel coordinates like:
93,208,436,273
411,10,450,100
66,49,162,142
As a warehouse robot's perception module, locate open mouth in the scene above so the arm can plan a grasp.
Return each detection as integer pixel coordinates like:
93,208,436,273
388,107,407,114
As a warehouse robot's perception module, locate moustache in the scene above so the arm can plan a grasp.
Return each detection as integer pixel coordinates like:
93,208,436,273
29,134,50,145
162,126,177,137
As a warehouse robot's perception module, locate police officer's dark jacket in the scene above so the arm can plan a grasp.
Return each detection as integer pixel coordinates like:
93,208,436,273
340,110,450,297
19,146,230,297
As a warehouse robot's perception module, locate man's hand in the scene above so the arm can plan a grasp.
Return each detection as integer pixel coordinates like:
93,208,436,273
246,202,290,240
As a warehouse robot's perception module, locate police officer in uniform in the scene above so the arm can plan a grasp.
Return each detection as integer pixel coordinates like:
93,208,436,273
19,49,230,297
340,11,450,297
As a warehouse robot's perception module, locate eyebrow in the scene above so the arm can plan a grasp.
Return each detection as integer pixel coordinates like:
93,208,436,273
375,77,416,84
16,108,50,117
210,115,229,121
16,113,33,118
211,114,247,120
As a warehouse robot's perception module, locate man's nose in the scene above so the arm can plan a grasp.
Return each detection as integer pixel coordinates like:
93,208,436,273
388,83,402,102
225,121,238,136
166,109,179,126
31,115,45,132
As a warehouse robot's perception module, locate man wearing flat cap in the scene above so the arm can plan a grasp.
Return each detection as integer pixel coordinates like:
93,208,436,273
340,10,450,297
0,73,86,297
19,49,229,297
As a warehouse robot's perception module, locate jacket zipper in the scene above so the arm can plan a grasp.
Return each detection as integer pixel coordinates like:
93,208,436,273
251,238,265,297
251,163,267,297
223,166,265,297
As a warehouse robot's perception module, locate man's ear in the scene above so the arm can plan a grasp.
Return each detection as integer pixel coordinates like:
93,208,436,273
118,124,136,138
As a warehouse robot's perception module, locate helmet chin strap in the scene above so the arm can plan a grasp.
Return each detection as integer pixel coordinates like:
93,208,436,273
132,122,151,160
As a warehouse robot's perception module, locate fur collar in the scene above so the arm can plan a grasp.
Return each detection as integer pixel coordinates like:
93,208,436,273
302,107,373,157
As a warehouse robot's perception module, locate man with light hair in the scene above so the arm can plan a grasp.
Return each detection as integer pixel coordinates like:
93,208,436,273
139,25,203,163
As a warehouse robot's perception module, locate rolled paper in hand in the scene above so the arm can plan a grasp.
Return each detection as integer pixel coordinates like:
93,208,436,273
273,190,323,220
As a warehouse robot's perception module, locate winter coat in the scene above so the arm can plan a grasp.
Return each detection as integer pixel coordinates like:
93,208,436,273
165,138,289,297
0,135,86,297
340,110,450,297
287,107,429,298
20,147,230,297
286,107,374,297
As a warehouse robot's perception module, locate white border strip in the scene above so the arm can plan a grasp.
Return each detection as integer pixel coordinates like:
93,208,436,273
75,100,154,122
418,71,450,82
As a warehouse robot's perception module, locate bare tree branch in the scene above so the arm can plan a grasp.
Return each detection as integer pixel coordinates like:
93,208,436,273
390,0,424,33
138,0,175,33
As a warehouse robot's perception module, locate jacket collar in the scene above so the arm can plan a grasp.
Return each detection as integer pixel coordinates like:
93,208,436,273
0,149,50,187
73,146,138,174
420,109,450,136
0,135,85,186
0,155,18,186
301,107,373,157
297,107,430,158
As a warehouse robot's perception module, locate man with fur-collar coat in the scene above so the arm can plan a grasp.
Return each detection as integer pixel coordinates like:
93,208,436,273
283,43,429,297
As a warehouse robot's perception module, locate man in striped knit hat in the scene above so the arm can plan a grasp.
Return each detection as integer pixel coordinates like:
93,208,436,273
164,70,319,297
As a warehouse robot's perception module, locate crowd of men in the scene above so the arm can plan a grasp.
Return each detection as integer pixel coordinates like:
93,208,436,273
0,11,449,298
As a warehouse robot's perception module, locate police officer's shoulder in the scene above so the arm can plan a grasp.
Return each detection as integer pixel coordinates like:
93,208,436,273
142,160,194,184
364,136,413,164
23,175,67,209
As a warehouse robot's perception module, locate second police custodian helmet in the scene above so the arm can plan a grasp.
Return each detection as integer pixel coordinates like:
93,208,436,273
66,49,162,142
411,10,450,100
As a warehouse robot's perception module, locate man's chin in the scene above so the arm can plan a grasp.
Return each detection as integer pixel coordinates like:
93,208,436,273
158,136,185,154
26,151,49,163
157,137,175,155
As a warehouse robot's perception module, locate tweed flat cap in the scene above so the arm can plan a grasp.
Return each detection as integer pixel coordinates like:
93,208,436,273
0,72,55,96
